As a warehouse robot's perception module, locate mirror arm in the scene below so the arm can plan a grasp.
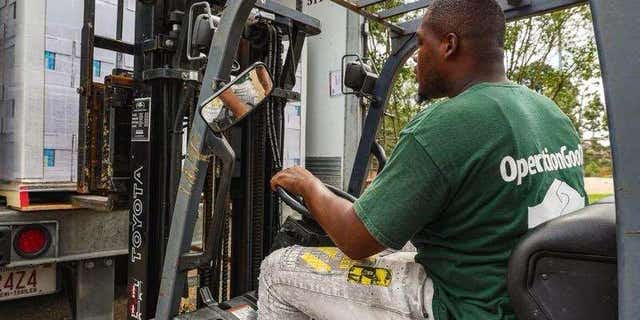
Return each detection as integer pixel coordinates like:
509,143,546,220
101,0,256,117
200,131,235,267
205,131,236,231
176,130,235,272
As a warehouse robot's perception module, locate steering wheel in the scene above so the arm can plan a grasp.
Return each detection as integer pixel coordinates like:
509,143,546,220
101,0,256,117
276,184,357,218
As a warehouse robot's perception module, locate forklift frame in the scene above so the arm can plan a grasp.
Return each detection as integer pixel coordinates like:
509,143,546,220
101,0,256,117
151,0,640,319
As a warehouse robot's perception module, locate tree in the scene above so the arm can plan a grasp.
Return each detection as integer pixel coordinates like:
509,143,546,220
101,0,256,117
366,4,611,176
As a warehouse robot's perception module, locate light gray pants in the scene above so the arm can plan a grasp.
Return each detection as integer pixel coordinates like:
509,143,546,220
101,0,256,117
258,246,434,320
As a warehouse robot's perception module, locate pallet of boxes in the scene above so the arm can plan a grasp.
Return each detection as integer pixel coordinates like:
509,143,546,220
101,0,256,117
0,0,135,211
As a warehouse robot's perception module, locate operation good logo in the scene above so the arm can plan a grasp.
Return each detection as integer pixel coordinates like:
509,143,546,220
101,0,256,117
500,145,583,185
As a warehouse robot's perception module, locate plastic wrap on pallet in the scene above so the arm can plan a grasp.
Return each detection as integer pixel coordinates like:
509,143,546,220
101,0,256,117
0,0,134,184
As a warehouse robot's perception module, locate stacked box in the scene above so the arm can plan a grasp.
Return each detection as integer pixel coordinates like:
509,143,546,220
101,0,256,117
283,63,304,169
0,0,134,185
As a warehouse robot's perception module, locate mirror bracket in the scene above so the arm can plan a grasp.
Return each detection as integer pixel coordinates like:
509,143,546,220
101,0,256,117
187,2,221,61
270,87,300,101
142,68,201,82
341,53,379,100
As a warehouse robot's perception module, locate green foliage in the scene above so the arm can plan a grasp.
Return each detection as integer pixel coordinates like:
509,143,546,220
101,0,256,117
583,140,612,177
588,193,613,204
366,4,611,176
505,6,602,131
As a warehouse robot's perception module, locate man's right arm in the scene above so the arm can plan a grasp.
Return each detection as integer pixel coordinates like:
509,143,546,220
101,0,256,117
271,132,450,258
271,166,386,260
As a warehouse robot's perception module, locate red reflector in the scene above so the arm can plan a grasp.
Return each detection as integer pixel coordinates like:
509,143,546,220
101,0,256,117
15,226,49,257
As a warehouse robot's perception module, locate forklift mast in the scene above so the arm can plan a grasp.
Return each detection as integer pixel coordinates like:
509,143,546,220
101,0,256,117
87,1,322,319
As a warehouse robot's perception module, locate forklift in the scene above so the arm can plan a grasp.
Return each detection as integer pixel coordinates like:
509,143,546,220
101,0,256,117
113,0,639,319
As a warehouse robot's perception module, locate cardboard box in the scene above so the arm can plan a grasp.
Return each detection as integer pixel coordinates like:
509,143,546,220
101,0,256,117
0,0,134,185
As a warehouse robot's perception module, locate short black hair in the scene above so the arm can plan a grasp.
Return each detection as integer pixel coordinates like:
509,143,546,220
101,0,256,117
426,0,506,49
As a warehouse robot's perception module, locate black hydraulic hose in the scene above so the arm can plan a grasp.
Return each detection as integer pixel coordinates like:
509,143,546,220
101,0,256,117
160,82,171,263
169,84,187,213
198,161,215,303
209,157,230,295
279,25,297,87
265,23,282,168
276,31,285,170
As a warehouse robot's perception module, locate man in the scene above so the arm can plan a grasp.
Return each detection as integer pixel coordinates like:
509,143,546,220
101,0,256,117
259,0,586,319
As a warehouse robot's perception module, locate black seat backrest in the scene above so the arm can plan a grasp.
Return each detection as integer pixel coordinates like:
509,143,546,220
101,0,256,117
507,198,617,320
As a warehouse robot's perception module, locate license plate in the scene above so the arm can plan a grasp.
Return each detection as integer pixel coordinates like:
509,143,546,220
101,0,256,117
0,264,56,301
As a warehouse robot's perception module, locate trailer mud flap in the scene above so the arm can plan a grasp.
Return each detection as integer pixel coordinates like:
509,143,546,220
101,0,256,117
0,226,10,266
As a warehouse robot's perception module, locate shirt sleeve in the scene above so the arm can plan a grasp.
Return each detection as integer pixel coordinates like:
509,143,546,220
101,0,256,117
353,133,450,250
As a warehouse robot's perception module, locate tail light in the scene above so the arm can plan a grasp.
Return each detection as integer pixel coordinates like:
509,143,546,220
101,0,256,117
13,225,51,258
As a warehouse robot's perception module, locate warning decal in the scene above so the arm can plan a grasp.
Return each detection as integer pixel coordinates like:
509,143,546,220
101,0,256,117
347,266,392,287
131,97,151,142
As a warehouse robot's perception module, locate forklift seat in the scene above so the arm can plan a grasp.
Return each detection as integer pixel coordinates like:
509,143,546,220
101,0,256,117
507,197,617,320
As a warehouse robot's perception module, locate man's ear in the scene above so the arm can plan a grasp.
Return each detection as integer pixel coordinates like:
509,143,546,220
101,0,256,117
443,33,459,59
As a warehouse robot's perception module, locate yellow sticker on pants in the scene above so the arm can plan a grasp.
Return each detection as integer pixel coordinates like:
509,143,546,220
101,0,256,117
339,255,376,269
347,265,392,287
318,247,339,259
301,252,332,272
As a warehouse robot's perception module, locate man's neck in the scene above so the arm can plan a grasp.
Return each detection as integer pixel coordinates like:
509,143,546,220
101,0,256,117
446,62,508,97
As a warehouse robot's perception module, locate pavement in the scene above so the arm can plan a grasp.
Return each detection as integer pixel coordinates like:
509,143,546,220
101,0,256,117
584,177,614,195
0,284,128,320
0,290,72,320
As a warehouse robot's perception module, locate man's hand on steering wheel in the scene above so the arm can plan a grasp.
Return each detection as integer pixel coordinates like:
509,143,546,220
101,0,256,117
270,166,358,218
270,166,321,197
270,166,384,259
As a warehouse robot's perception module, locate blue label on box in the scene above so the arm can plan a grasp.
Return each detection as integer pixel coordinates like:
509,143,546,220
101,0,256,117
93,60,101,77
44,51,55,70
43,149,55,167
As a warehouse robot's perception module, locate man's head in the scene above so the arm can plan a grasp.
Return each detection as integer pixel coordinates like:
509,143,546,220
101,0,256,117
415,0,506,101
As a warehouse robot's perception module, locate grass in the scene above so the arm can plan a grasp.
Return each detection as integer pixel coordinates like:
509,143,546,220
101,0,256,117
588,193,613,204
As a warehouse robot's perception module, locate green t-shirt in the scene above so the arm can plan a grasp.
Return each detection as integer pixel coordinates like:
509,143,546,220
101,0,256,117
354,82,586,320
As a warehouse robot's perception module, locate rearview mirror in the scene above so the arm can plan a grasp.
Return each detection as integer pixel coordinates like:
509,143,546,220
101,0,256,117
200,63,274,132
